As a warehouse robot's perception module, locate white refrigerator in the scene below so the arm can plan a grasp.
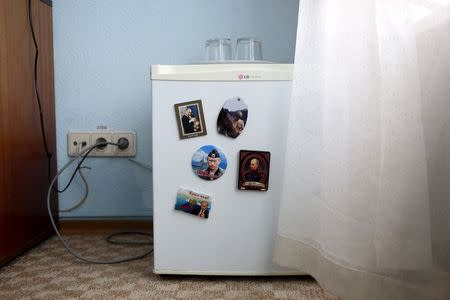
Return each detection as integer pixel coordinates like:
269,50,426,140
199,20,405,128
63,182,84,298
151,64,300,275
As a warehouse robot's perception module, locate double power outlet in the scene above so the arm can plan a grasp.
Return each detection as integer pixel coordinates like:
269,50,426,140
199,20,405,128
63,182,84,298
67,131,136,157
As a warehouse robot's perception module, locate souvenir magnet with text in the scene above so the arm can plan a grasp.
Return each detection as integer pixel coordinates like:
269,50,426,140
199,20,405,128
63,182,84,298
175,187,211,219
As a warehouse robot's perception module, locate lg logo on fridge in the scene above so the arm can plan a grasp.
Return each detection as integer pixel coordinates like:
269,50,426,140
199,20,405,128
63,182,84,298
238,74,262,80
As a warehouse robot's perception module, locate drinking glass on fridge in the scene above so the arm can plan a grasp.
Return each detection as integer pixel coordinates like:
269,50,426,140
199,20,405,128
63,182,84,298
205,38,232,61
235,37,262,61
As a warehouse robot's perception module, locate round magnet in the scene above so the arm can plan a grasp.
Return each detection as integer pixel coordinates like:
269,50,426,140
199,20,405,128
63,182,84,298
192,145,227,181
217,97,248,138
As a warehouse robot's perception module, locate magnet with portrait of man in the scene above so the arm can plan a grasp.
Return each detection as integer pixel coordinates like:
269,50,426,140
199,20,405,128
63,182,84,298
238,150,270,191
192,145,227,181
174,99,207,139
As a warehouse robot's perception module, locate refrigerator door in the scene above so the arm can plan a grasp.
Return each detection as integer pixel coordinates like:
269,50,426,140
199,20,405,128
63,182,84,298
152,64,301,275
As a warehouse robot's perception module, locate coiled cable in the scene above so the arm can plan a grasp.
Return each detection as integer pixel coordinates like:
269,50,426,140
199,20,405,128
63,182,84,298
47,142,153,264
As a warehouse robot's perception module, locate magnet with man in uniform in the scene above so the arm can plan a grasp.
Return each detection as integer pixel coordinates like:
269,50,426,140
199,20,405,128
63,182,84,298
192,145,227,181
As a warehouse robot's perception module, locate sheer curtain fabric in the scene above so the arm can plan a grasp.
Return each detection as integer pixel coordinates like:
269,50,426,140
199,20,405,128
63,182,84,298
275,1,450,299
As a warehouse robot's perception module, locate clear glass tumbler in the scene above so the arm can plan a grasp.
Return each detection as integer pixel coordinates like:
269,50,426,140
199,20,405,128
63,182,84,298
235,38,262,61
205,38,232,62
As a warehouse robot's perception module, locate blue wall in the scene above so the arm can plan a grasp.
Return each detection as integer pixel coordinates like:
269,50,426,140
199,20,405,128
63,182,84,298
53,0,299,219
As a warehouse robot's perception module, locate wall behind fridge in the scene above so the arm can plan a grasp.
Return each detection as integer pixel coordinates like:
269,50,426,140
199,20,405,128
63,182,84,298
53,0,299,219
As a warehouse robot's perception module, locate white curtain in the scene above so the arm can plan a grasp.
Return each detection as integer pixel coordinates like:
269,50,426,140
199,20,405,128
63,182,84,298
275,0,450,299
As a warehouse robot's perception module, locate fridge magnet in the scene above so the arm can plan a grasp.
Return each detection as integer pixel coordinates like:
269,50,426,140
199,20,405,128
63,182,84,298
192,145,227,181
175,188,211,219
174,99,207,139
238,150,271,191
217,97,248,138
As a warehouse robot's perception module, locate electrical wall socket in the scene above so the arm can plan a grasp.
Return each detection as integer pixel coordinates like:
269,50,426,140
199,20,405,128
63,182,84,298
67,131,136,157
113,131,136,156
90,132,113,156
67,132,91,156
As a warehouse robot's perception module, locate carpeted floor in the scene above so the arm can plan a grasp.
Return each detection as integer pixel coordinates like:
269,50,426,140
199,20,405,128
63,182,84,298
0,234,339,299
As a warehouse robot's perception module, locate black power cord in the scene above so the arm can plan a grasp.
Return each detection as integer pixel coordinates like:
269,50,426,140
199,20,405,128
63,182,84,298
28,0,50,159
28,0,85,193
28,0,57,188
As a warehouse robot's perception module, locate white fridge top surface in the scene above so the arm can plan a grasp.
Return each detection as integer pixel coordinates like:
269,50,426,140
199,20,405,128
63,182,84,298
151,64,293,81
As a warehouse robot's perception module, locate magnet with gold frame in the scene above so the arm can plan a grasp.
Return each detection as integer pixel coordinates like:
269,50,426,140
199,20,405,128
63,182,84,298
238,150,270,191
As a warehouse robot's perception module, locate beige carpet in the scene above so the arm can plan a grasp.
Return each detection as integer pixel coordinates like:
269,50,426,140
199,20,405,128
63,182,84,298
0,234,339,299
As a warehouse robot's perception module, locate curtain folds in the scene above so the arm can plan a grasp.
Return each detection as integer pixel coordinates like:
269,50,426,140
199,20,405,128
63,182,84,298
275,1,450,299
